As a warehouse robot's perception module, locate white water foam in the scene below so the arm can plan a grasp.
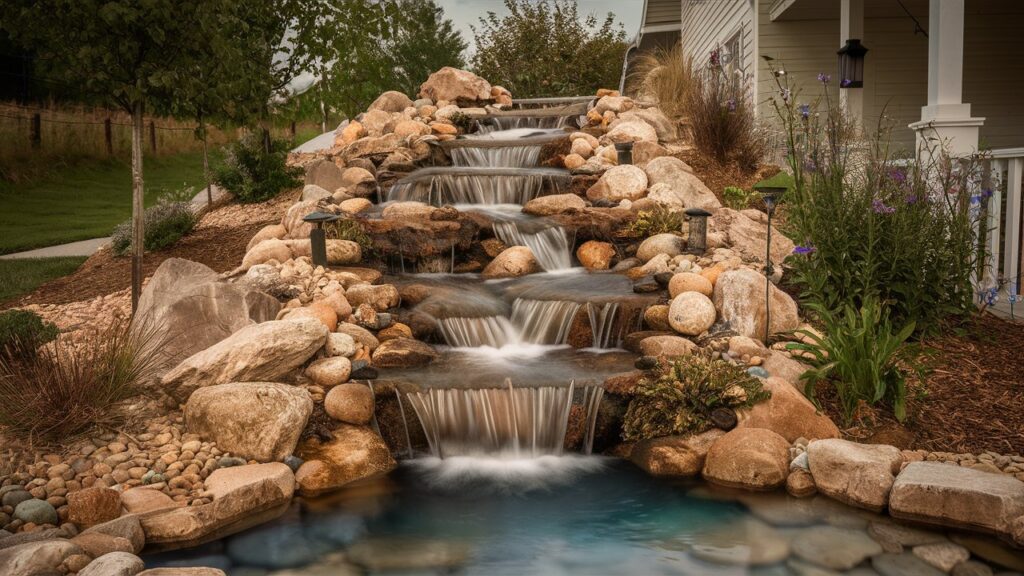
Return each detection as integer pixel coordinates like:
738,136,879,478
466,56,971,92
407,454,610,494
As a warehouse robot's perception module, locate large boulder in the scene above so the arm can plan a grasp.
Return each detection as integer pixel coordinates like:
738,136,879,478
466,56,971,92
523,193,586,216
67,486,122,528
241,238,293,270
418,67,492,102
736,378,839,442
371,337,438,368
78,552,146,576
140,464,294,552
712,268,799,341
702,428,790,491
617,107,677,141
305,159,345,193
601,120,658,144
0,540,84,576
134,259,280,369
586,165,648,202
709,208,795,268
185,382,313,462
636,233,684,262
644,157,721,210
576,240,616,270
295,425,397,496
806,439,902,512
630,430,724,477
638,334,697,358
326,239,362,265
368,90,413,113
668,272,713,298
889,461,1024,537
345,284,400,311
161,318,328,402
282,200,320,239
667,292,716,336
325,383,374,425
482,246,540,278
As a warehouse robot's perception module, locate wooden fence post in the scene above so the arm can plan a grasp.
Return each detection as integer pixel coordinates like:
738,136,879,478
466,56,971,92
30,113,41,149
149,120,157,153
104,118,113,155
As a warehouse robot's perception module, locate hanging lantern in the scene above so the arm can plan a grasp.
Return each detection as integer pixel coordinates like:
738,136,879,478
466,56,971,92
837,39,868,88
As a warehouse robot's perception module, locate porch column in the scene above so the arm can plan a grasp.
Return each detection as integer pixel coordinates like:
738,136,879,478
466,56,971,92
909,0,984,158
840,0,864,125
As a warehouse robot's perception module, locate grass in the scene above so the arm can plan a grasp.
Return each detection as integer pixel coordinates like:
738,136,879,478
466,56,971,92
0,257,87,303
0,151,218,255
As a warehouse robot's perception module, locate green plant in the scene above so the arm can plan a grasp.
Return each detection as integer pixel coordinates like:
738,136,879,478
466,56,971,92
0,309,58,358
0,317,164,442
622,355,771,441
789,298,916,425
625,44,692,119
626,206,686,237
214,132,300,203
447,112,473,134
722,186,752,209
111,194,197,256
326,218,374,255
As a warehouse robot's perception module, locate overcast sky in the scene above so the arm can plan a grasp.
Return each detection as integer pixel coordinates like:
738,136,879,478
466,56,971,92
435,0,644,51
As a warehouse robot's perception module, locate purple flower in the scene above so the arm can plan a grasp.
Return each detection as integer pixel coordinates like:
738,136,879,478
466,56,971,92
840,78,852,88
905,195,918,204
889,168,906,184
726,98,737,111
710,49,721,68
803,158,817,173
817,73,831,84
872,199,896,214
982,188,993,198
793,245,816,255
798,104,810,119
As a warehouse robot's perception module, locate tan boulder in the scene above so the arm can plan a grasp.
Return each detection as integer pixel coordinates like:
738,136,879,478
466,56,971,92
339,121,366,146
576,240,616,270
564,153,586,170
736,378,839,442
630,430,725,477
709,208,794,269
787,469,817,498
305,159,345,192
713,268,799,341
306,301,339,332
246,224,288,252
636,233,684,262
371,337,438,368
241,239,293,270
340,198,372,214
324,383,374,425
121,487,177,515
762,352,810,386
702,428,790,491
161,318,327,402
667,292,716,336
67,486,121,528
70,532,134,558
359,109,393,136
806,439,902,512
569,137,593,158
345,283,400,310
668,272,713,298
523,193,586,216
586,165,648,202
482,246,540,278
185,382,313,462
601,120,657,144
643,305,672,331
301,184,331,202
644,157,721,210
393,119,431,138
325,331,358,357
281,200,320,239
368,90,413,113
77,551,145,576
638,334,697,358
381,201,436,219
305,356,352,387
343,133,404,158
337,323,380,351
326,239,362,265
0,540,84,576
419,67,492,102
594,95,634,114
295,425,396,496
340,167,377,197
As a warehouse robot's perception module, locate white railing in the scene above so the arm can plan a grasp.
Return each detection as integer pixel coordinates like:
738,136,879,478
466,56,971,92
979,147,1024,314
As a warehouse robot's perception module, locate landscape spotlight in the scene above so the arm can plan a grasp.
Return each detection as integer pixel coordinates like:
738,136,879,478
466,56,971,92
684,207,711,255
614,141,634,165
752,184,787,342
302,211,342,268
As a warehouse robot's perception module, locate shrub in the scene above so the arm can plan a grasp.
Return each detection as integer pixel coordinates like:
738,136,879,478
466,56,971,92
722,186,752,210
326,218,374,255
626,205,686,237
789,298,916,425
111,195,197,256
766,61,983,331
214,132,301,203
0,309,58,358
622,355,770,441
0,318,163,442
685,49,767,169
626,44,692,119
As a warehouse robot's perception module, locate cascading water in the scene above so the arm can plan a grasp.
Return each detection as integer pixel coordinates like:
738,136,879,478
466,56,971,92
475,115,573,133
492,220,573,271
387,167,569,205
450,146,542,168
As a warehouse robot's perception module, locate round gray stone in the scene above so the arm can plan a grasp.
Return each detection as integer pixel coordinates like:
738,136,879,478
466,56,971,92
872,552,946,576
1,489,33,508
792,525,884,571
13,499,58,525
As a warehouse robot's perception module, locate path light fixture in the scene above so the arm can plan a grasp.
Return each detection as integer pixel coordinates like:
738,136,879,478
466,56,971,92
837,39,868,88
614,141,634,165
753,184,786,342
684,207,711,255
302,211,341,268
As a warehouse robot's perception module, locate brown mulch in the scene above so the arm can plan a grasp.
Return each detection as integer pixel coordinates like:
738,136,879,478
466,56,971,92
678,149,782,200
3,190,298,308
815,313,1024,455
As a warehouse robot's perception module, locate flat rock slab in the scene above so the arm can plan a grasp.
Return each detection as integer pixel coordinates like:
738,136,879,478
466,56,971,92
791,525,884,571
807,439,902,512
0,539,84,576
690,517,790,566
871,552,946,576
889,461,1024,536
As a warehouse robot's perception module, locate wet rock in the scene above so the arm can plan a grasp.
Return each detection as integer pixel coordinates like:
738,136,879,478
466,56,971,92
482,246,540,278
712,268,799,341
634,355,660,370
67,486,121,528
792,525,884,570
644,157,721,210
523,193,586,216
653,271,673,287
669,272,713,298
690,517,791,566
185,382,313,462
346,537,469,572
586,165,648,202
349,361,378,380
226,522,333,569
632,276,660,293
324,383,375,425
372,337,438,368
643,305,672,331
867,520,948,551
638,334,696,358
78,551,145,576
295,425,396,496
576,240,616,270
702,428,790,490
710,407,737,431
912,542,970,572
872,552,946,576
668,292,716,336
806,439,902,512
951,561,994,576
13,499,57,525
0,540,84,576
418,67,491,102
636,233,684,262
630,430,724,477
787,470,817,498
736,377,840,442
161,318,328,402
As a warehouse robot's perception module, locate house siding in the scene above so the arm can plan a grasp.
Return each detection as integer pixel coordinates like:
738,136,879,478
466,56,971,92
680,0,756,76
646,0,682,26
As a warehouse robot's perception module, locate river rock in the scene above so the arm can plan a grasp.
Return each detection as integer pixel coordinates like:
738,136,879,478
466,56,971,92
295,425,397,496
81,515,145,554
345,283,400,311
325,332,358,357
636,233,684,262
369,90,413,113
324,383,375,425
371,337,438,368
134,258,280,368
301,184,331,202
576,240,616,270
523,193,586,216
326,240,362,265
140,463,294,552
340,167,377,197
667,291,716,336
336,323,379,351
668,272,713,298
630,430,724,477
787,469,817,498
643,305,672,331
709,207,794,268
586,165,648,202
618,107,677,141
691,516,791,566
736,378,840,442
713,268,799,341
482,246,540,278
0,540,84,576
872,552,946,576
78,551,145,576
702,428,790,491
161,318,328,402
889,461,1024,536
226,521,333,570
282,200,320,239
791,525,884,570
71,531,135,558
601,120,657,144
638,334,697,358
121,487,177,515
419,67,491,102
185,382,313,462
305,159,345,193
644,157,721,210
67,486,121,528
912,542,970,572
806,439,902,512
247,224,288,252
13,499,57,525
305,356,352,387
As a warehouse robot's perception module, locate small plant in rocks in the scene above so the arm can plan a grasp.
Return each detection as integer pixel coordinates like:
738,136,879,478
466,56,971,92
722,185,752,209
327,218,374,255
0,309,58,359
626,205,686,238
622,354,770,441
111,193,197,256
214,132,301,203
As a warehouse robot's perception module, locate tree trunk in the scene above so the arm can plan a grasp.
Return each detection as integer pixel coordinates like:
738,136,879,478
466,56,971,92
200,116,212,207
130,101,145,313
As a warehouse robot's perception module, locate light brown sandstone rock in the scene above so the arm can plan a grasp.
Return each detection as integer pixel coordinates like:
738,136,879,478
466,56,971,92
305,356,352,387
806,439,903,512
482,246,540,278
736,378,839,443
638,334,697,358
324,383,375,425
67,486,121,528
371,337,438,368
295,425,396,496
630,430,725,477
419,67,492,102
586,165,648,202
576,240,616,270
713,268,799,341
644,157,720,210
668,272,713,298
702,428,790,491
523,193,586,216
667,292,716,336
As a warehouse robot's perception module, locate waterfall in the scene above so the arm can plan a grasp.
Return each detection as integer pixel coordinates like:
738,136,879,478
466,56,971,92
587,302,621,349
450,146,543,168
388,168,569,206
406,380,603,457
436,316,520,349
511,299,582,345
476,116,574,134
492,221,573,272
434,299,625,349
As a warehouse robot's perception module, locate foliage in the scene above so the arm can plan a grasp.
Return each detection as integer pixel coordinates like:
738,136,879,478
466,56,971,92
622,355,771,441
626,43,692,119
0,309,58,358
789,298,917,425
447,112,474,134
471,0,628,97
214,133,301,203
627,206,686,237
0,257,87,303
0,317,164,442
326,218,374,255
111,193,197,256
722,186,754,210
685,50,766,169
765,60,984,331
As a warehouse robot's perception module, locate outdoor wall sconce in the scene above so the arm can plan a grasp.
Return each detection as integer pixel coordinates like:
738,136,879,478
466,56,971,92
837,39,868,88
302,211,341,268
753,184,786,342
684,207,711,254
615,141,634,165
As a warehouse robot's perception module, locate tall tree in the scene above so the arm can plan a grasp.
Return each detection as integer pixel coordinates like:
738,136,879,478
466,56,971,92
471,0,628,97
389,0,467,96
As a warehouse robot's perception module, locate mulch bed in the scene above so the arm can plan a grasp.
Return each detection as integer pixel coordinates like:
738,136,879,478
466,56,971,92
815,313,1024,455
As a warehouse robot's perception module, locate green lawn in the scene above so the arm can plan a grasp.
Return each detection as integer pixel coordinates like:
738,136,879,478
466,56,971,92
0,152,217,255
0,257,88,303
